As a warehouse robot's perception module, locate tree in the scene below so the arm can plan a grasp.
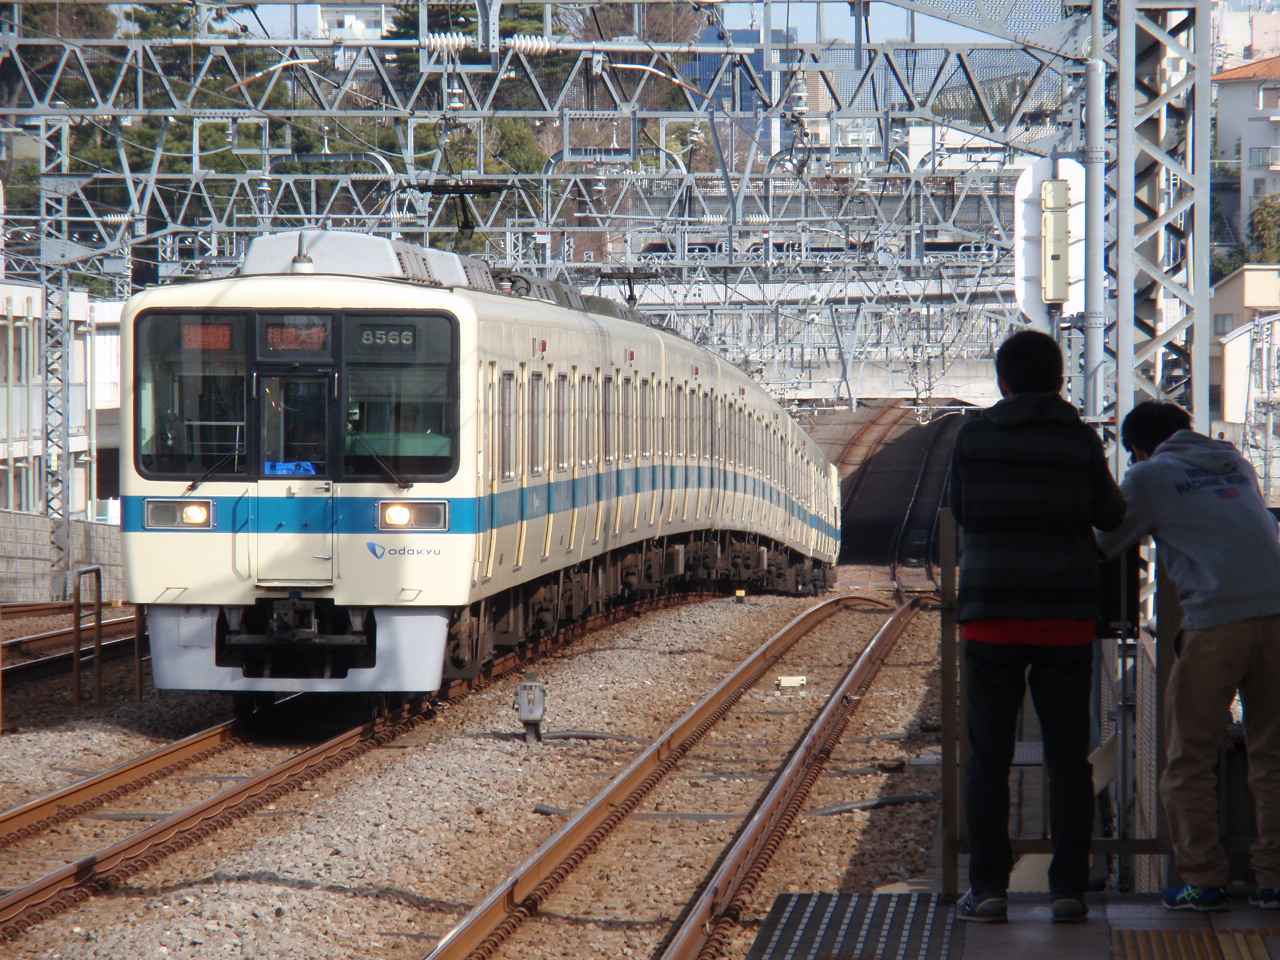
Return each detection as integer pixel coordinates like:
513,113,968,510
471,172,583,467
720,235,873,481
1251,195,1280,263
1211,246,1245,286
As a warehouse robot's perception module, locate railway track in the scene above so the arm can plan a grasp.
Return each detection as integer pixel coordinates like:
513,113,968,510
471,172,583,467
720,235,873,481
1,616,137,679
891,414,962,597
423,594,924,960
0,603,80,621
0,587,720,941
0,699,429,939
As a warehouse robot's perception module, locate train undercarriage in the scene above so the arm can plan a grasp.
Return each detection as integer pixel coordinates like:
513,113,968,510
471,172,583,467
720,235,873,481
202,530,831,689
442,530,833,683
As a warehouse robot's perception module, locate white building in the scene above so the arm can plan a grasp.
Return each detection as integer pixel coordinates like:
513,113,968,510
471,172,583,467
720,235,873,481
1221,315,1280,500
1213,55,1280,246
1215,5,1280,66
0,285,120,522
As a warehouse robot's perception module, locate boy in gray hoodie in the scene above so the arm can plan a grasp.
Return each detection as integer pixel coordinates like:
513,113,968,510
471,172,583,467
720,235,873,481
1098,401,1280,912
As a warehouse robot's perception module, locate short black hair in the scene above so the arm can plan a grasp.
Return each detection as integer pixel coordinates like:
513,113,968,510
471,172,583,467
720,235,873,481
995,329,1063,394
1121,401,1192,457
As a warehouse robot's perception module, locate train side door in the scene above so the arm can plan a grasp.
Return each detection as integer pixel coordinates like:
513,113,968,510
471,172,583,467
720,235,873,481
256,372,335,585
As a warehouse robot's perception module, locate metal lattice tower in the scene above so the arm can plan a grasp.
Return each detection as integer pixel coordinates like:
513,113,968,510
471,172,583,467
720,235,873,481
0,0,1209,558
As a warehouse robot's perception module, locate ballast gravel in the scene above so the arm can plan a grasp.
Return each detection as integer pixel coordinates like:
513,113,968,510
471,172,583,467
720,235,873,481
1,568,942,960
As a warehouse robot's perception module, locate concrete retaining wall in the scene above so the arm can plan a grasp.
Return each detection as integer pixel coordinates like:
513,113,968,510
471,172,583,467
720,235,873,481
0,510,124,602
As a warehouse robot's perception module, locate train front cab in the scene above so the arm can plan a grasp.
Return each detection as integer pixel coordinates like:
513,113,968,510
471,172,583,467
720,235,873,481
122,294,476,693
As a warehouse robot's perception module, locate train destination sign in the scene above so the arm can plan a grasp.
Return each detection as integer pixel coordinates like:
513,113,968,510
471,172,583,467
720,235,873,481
257,316,334,360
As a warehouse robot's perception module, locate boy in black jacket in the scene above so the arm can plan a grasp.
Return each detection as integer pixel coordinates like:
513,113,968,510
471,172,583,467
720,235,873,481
949,329,1125,923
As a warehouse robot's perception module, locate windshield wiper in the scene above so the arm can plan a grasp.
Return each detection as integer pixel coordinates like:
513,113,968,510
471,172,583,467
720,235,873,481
347,431,414,489
186,448,243,492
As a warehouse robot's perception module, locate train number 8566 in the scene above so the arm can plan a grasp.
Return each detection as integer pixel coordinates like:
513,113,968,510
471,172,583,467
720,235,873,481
361,327,414,347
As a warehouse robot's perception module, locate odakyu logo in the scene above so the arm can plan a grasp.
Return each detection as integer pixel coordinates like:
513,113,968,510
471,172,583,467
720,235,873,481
366,541,443,558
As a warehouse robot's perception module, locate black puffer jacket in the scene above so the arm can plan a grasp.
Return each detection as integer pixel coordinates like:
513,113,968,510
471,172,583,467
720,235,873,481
948,392,1126,624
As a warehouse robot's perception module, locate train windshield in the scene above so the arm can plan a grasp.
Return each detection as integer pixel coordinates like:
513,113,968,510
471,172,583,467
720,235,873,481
134,311,457,482
342,315,456,479
136,314,249,476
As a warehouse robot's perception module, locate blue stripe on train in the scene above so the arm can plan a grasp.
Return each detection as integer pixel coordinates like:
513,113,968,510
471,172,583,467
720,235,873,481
121,465,838,541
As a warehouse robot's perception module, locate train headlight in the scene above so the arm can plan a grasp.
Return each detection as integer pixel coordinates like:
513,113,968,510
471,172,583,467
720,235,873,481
378,500,448,530
145,499,214,529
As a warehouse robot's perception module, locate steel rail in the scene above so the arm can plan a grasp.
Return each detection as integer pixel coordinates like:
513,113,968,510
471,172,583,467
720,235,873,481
660,597,924,960
891,415,961,596
0,636,135,681
0,718,243,848
421,593,878,960
1,616,135,659
0,603,73,619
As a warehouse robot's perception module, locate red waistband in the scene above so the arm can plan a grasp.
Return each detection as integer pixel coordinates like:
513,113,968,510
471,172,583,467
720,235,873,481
962,618,1095,645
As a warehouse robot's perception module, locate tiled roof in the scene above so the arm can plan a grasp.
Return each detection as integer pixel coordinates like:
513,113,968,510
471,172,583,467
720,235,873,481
1214,55,1280,81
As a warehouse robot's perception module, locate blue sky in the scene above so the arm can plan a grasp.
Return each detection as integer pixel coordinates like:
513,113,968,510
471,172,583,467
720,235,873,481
237,2,986,46
720,2,987,44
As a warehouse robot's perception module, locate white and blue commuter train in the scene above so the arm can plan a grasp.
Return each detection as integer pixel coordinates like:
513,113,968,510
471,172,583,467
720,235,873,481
120,230,840,695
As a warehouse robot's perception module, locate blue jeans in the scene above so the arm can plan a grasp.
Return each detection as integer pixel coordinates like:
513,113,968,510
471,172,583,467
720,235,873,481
964,639,1095,896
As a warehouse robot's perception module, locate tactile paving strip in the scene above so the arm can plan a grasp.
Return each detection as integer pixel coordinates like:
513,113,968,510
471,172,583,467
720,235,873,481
746,892,961,960
1112,928,1280,960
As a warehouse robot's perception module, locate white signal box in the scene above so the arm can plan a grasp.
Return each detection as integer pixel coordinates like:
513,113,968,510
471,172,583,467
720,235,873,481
1014,158,1085,326
1041,179,1070,303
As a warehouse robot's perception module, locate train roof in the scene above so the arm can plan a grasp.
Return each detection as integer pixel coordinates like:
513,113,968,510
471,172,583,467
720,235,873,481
237,229,650,326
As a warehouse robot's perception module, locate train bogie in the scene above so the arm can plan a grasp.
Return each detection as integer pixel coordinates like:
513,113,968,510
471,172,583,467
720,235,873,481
121,230,838,695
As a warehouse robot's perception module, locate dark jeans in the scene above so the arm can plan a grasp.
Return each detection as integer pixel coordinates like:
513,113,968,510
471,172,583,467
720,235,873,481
964,639,1095,896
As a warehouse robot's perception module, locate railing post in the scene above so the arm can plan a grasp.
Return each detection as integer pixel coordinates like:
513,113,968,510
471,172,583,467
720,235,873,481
72,566,103,707
135,604,146,702
938,508,961,899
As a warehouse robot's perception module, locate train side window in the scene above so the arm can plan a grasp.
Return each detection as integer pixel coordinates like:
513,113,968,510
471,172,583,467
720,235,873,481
639,379,651,458
499,371,515,481
580,375,595,467
622,377,634,461
674,385,685,456
702,393,712,461
729,400,736,468
658,381,667,457
602,376,615,464
687,388,697,460
554,374,569,471
529,372,544,477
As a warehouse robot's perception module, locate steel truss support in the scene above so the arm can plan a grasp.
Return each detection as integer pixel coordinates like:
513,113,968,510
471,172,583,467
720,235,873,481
1111,0,1211,430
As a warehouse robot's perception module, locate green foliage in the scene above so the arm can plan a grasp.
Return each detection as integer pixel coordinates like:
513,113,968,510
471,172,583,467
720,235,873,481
1211,246,1246,286
1251,195,1280,262
489,118,546,174
22,3,117,39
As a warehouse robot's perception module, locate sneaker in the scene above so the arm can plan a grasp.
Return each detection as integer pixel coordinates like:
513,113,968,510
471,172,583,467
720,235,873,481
1051,895,1089,923
1250,887,1280,909
1162,883,1229,911
957,889,1008,923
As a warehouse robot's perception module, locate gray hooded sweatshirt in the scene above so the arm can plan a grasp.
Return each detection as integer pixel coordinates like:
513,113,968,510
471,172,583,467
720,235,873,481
1098,429,1280,629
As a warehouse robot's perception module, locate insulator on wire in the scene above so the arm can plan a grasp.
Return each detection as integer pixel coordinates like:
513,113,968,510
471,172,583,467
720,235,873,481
504,35,556,56
420,33,470,52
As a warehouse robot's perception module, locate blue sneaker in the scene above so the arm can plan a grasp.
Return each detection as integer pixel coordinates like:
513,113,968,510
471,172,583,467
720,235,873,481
956,889,1008,923
1163,883,1228,911
1250,887,1280,909
1051,894,1089,923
